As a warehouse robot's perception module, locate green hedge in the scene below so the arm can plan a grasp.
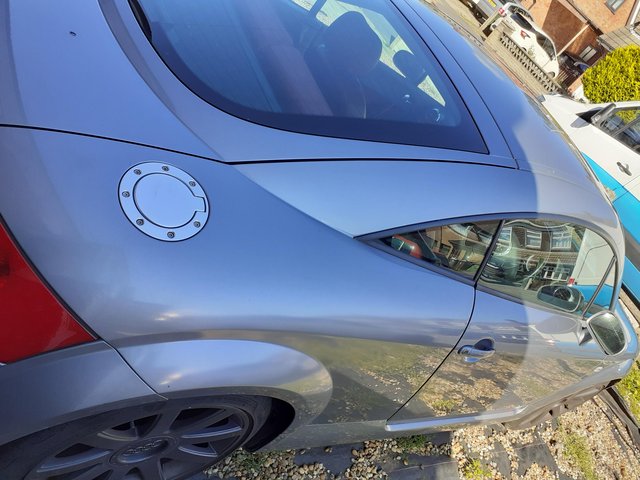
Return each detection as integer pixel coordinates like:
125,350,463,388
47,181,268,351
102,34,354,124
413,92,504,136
582,45,640,103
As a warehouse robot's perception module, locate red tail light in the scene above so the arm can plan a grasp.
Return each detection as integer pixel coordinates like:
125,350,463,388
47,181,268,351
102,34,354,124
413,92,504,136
0,222,94,363
498,7,505,15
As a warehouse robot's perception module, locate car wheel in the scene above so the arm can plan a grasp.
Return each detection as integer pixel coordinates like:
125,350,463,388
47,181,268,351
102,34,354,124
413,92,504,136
0,395,271,480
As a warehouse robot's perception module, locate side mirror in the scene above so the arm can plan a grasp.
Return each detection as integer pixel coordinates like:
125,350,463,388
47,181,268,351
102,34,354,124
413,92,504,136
537,285,583,312
586,311,627,356
590,103,615,126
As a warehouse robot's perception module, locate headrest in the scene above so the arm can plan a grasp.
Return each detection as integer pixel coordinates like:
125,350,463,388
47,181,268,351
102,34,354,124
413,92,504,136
322,11,382,75
393,50,427,84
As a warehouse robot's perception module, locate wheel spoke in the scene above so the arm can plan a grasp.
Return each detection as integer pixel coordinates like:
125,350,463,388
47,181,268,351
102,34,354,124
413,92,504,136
34,449,111,476
81,429,138,450
137,459,163,480
103,466,133,480
166,445,218,463
180,423,244,444
144,409,182,437
70,464,113,480
174,409,234,434
27,404,251,480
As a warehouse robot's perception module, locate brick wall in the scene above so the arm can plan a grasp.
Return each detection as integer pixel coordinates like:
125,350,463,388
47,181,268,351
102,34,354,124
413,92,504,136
523,0,635,35
520,0,635,65
525,0,584,51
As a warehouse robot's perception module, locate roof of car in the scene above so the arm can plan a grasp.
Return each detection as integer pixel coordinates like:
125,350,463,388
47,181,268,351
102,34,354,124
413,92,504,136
0,0,608,200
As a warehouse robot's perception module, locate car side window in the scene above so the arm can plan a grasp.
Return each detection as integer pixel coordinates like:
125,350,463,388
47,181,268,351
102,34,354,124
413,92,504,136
616,123,640,152
479,219,615,317
598,107,640,151
381,221,500,277
601,107,639,131
134,0,486,152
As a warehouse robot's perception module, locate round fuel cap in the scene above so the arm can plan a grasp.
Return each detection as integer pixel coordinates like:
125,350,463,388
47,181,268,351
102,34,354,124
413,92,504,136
118,162,209,241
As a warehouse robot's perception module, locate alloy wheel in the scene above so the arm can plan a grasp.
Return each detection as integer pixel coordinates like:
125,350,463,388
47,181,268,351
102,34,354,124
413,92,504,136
26,405,252,480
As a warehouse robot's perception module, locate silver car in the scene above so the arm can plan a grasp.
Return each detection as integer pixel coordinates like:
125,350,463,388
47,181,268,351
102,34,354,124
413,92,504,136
0,0,636,479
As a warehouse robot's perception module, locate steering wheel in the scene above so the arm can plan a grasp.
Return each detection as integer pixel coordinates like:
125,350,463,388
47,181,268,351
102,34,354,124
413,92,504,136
427,107,443,123
369,92,416,120
552,285,573,301
522,253,548,280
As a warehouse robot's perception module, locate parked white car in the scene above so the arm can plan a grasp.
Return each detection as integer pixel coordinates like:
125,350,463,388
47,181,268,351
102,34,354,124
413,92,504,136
485,2,559,78
541,95,640,304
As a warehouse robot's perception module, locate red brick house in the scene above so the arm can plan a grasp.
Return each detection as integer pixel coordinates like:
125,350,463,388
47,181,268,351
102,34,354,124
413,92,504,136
520,0,640,90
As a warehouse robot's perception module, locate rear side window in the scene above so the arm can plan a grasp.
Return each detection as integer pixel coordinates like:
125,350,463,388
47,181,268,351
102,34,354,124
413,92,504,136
381,221,500,277
133,0,486,152
512,13,532,30
479,219,616,317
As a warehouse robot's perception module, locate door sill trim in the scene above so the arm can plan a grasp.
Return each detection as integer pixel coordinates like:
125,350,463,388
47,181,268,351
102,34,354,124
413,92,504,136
385,407,525,433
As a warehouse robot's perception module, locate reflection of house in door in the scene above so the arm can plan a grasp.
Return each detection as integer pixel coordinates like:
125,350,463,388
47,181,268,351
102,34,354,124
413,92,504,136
521,0,640,92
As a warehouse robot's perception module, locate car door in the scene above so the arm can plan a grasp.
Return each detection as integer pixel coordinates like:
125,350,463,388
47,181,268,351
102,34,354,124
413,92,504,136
586,105,640,188
613,178,640,300
389,218,617,425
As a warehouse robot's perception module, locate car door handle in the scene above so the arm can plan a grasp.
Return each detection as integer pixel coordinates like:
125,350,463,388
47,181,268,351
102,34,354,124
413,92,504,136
617,162,632,176
458,345,495,363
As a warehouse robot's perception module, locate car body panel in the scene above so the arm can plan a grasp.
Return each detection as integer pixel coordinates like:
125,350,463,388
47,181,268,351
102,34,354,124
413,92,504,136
117,339,334,430
0,0,215,159
0,0,517,168
237,159,623,248
0,342,163,446
541,95,640,302
403,0,589,185
391,289,608,421
0,126,475,426
0,0,636,457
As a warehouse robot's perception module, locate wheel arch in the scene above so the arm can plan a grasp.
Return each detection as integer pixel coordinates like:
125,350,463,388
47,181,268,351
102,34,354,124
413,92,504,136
116,338,333,441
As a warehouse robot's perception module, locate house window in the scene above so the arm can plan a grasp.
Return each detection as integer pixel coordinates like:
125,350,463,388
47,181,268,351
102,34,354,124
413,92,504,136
606,0,626,12
580,45,598,63
551,229,573,250
525,230,542,249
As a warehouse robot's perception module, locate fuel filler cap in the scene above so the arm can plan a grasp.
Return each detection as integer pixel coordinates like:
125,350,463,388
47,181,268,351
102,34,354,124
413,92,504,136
119,162,209,241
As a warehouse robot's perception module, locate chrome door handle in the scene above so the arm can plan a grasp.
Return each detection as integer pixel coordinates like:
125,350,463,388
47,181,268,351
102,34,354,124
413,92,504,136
617,162,632,176
458,345,495,363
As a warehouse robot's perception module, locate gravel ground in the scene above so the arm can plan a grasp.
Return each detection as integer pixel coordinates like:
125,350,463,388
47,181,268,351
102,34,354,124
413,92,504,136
202,395,640,479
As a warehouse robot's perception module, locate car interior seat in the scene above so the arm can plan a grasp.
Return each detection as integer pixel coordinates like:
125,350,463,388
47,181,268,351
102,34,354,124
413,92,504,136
305,11,382,118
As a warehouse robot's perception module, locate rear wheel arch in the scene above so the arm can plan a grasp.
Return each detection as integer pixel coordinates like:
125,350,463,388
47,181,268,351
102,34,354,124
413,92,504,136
0,394,273,480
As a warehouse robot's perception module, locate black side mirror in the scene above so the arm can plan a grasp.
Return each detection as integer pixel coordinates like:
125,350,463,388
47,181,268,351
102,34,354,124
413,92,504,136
590,103,616,126
537,285,583,312
586,311,627,356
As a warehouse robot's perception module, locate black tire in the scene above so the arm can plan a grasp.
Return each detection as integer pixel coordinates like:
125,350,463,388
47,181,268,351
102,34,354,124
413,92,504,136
0,395,271,480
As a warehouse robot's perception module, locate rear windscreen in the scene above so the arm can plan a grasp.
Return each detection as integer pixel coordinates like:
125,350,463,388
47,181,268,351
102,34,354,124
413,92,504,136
132,0,487,152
